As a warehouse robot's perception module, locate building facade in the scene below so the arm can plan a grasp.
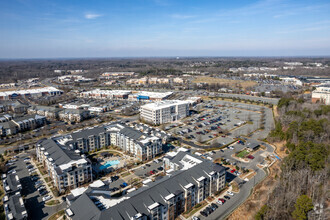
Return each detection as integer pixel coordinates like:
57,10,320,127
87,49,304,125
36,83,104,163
66,151,226,220
140,100,189,125
36,139,93,193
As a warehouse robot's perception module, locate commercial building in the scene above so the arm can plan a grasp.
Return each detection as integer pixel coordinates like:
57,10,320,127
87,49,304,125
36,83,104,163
36,139,93,193
128,91,173,102
140,100,189,125
65,151,226,220
311,85,330,105
0,87,63,100
80,89,131,100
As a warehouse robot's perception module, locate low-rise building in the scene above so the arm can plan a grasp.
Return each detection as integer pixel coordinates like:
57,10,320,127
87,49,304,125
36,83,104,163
80,89,131,100
0,87,63,100
140,100,189,125
0,114,47,137
312,85,330,105
58,109,90,122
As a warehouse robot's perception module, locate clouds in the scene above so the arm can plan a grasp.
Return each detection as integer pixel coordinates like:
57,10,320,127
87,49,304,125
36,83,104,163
84,13,102,19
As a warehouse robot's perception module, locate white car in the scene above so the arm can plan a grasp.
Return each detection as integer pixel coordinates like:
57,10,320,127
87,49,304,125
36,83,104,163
227,191,234,196
24,158,31,162
8,169,16,174
217,200,223,205
28,168,36,172
42,195,52,202
38,186,46,191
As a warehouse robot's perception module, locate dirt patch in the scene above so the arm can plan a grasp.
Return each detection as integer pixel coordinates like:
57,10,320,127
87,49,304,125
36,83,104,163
272,141,288,158
227,160,281,220
192,76,257,89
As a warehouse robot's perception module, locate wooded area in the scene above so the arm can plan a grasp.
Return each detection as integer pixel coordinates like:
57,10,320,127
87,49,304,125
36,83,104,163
259,98,329,219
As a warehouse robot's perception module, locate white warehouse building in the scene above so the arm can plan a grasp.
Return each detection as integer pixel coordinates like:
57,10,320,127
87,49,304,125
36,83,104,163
140,100,189,125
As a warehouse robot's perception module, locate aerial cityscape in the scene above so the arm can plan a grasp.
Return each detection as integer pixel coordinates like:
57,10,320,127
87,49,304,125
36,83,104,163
0,1,329,220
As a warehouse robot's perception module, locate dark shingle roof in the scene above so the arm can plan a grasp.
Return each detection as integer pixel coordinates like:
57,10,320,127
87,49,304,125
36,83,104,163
69,153,225,220
40,139,82,166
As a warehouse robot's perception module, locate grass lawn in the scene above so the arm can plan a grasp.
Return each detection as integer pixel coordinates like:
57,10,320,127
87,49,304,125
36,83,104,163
45,200,60,206
237,150,250,158
121,171,131,178
182,201,208,218
48,210,64,220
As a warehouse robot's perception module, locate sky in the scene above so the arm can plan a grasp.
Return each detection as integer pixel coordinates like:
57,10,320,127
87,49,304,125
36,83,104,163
1,0,330,58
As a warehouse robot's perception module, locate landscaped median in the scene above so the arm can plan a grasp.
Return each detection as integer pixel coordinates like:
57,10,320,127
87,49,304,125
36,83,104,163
48,209,65,220
182,200,208,218
45,200,60,206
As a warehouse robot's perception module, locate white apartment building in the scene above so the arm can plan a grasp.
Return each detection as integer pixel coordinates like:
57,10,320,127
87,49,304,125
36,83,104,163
140,100,189,125
36,139,93,193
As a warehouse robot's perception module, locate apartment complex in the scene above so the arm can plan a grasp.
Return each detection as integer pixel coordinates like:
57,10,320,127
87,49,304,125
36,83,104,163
28,105,90,122
2,173,28,219
0,87,63,100
140,100,190,125
80,89,131,100
0,114,47,137
66,151,226,220
0,100,29,114
52,122,166,161
311,85,330,105
36,139,93,193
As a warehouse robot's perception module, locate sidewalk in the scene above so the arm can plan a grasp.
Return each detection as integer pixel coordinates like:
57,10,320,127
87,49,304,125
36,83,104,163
31,158,59,202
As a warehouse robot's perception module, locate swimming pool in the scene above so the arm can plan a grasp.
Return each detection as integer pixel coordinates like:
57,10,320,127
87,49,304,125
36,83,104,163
99,160,120,170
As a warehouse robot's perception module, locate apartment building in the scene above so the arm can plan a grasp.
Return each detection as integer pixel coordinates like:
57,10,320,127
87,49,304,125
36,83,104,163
58,109,90,122
53,123,165,161
0,114,47,137
28,105,90,122
2,173,28,220
0,100,29,114
36,139,93,193
66,151,226,220
140,100,190,125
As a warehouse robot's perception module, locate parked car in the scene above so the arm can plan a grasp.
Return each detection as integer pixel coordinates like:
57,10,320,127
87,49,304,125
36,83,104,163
224,195,231,200
157,167,163,171
192,216,200,220
145,164,151,167
38,185,46,191
227,191,234,196
200,211,208,217
42,195,52,202
247,155,255,159
23,158,31,162
40,190,48,196
7,169,16,174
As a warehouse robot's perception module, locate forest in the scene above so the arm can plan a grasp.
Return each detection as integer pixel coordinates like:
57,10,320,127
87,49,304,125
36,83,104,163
258,98,329,219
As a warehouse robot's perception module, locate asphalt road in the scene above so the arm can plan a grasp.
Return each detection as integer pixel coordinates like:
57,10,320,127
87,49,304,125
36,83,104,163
196,141,275,220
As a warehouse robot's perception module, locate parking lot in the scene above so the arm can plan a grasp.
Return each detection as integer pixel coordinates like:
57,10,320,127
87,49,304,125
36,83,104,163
133,159,164,178
6,153,65,220
169,100,268,146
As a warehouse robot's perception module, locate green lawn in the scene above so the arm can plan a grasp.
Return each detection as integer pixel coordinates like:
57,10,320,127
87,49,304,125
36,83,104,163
45,200,60,206
237,150,250,158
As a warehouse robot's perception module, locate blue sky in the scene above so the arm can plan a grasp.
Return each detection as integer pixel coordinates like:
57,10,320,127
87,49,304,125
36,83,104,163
1,0,330,58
